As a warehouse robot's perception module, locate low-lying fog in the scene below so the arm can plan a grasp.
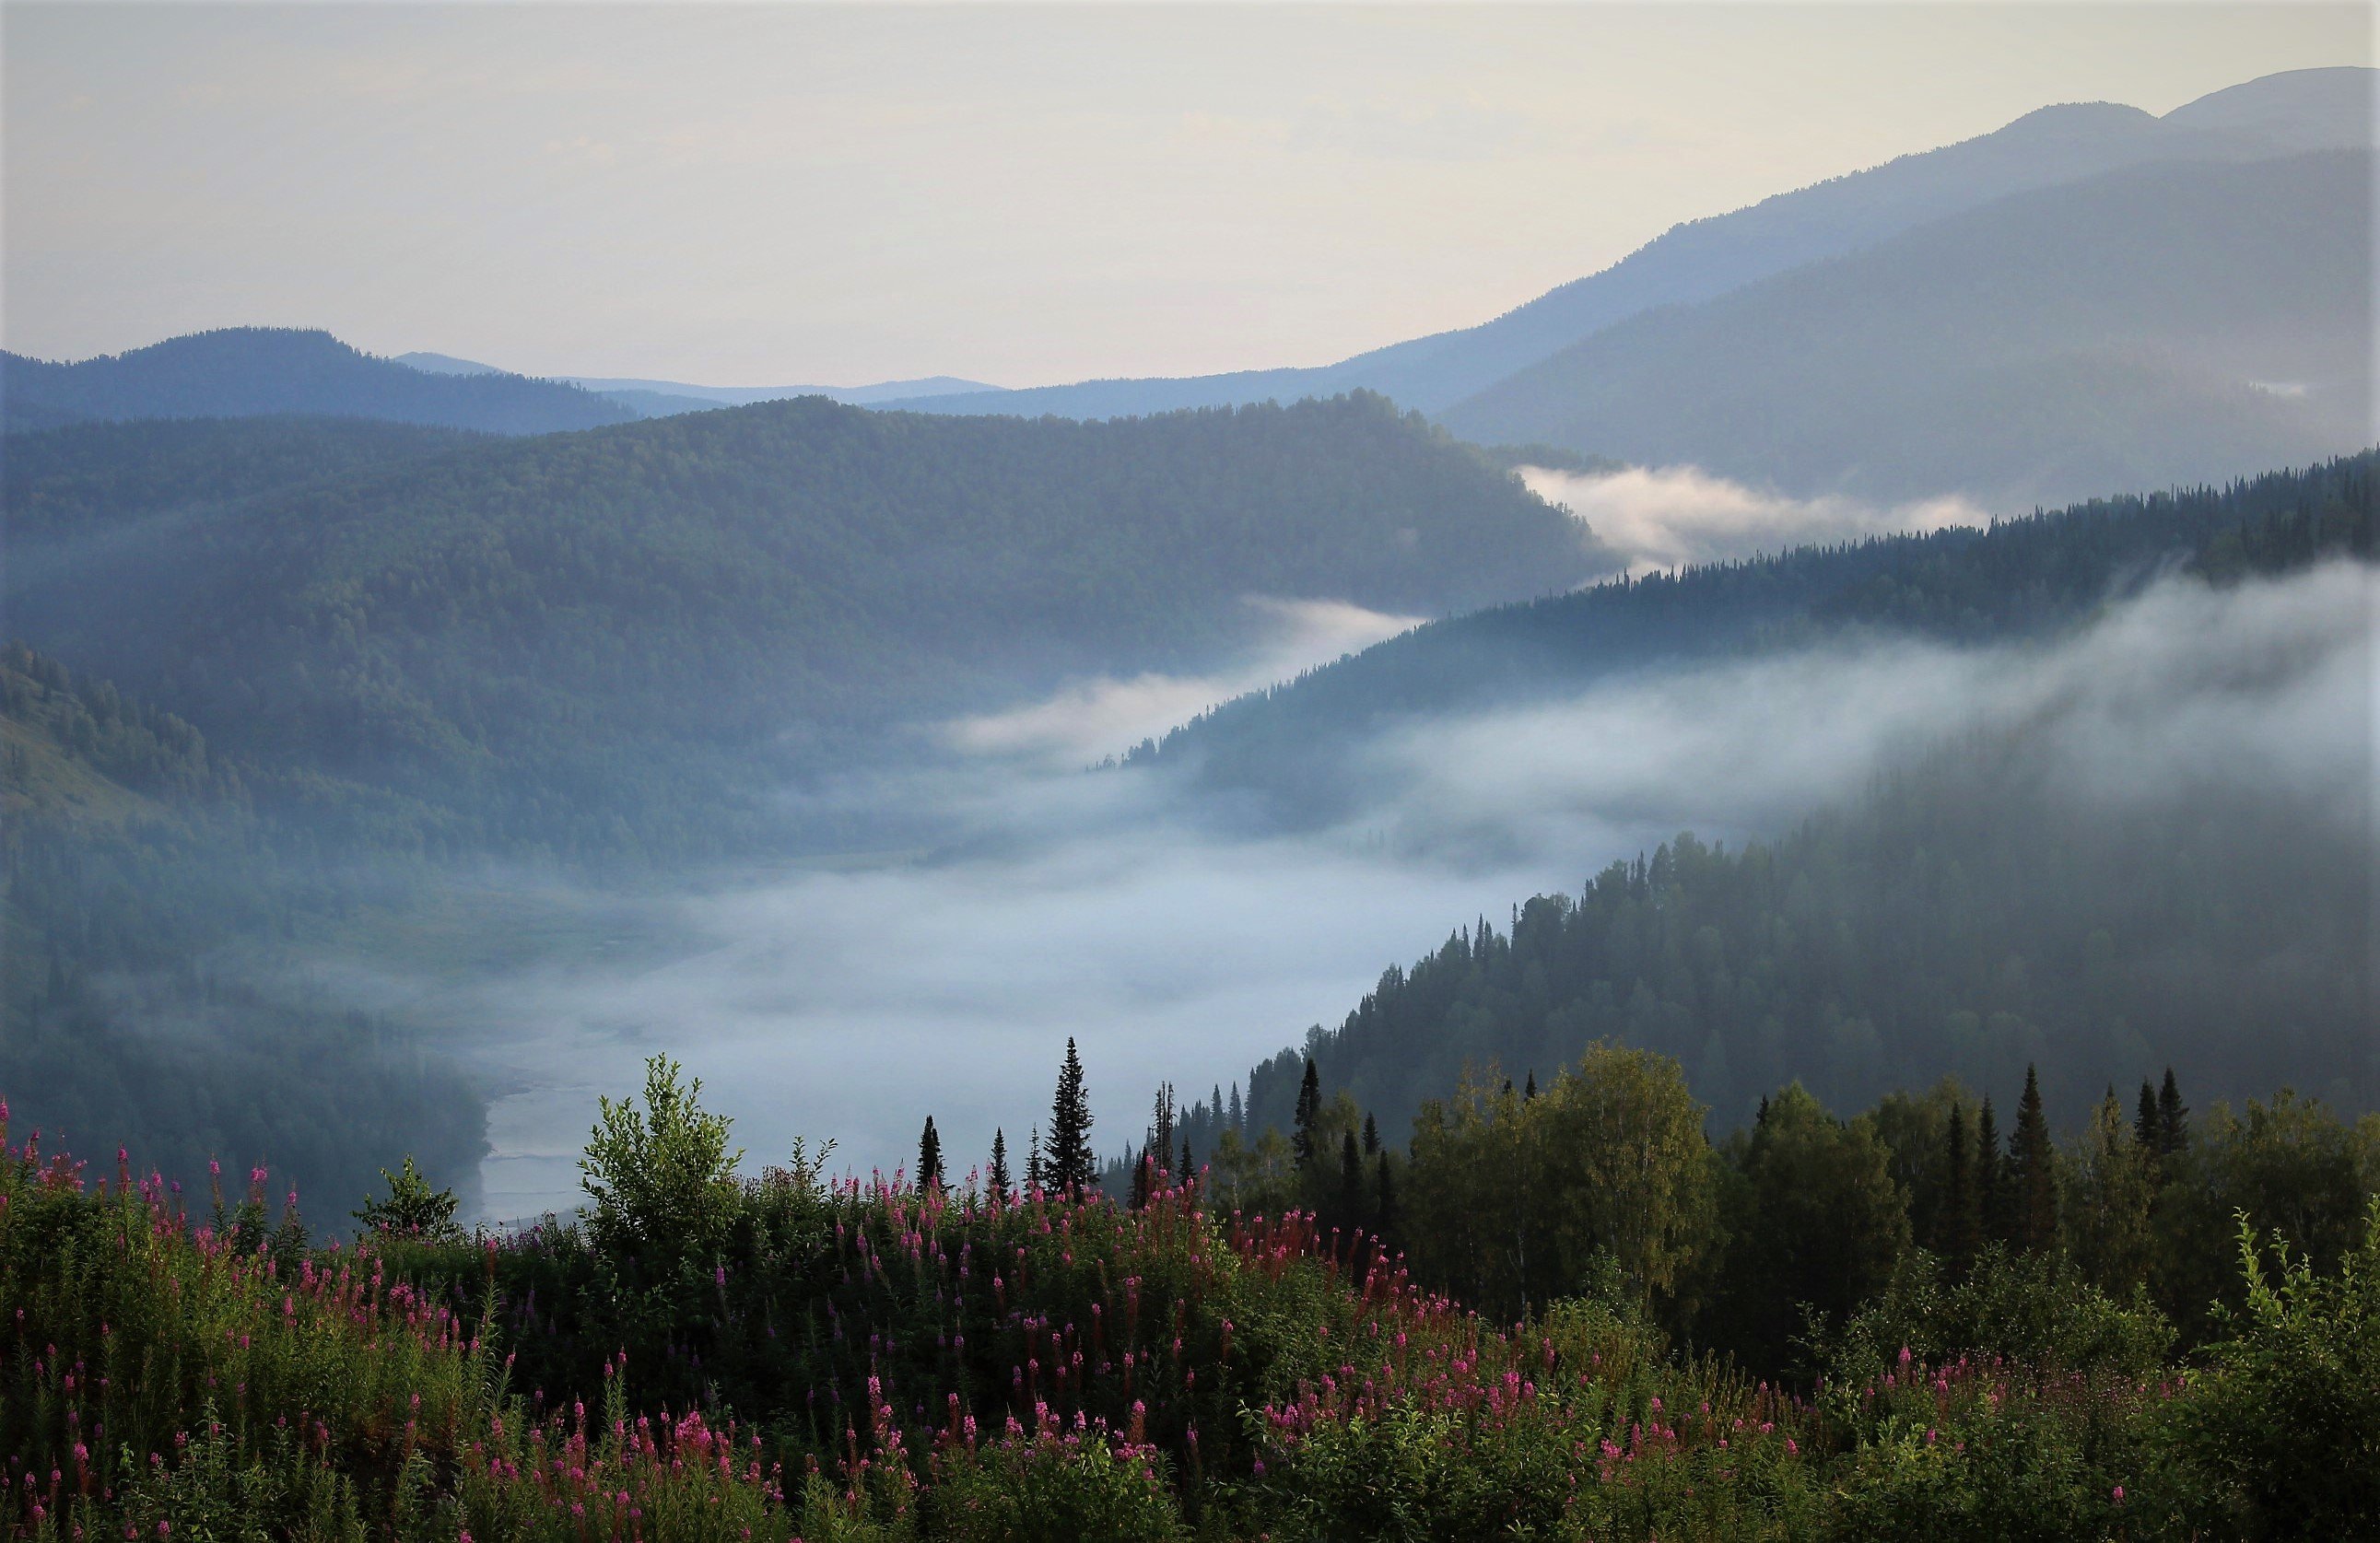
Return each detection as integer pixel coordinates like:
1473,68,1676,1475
349,508,2370,1225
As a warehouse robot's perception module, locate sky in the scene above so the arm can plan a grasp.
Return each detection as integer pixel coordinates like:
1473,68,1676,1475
5,3,2371,388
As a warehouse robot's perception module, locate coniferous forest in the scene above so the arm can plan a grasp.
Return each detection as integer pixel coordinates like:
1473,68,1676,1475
5,23,2378,1542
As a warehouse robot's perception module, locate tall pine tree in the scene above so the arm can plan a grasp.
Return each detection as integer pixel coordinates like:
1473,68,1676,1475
2157,1069,2188,1158
1943,1101,1976,1266
2010,1065,2058,1253
1976,1096,2008,1245
1293,1056,1322,1167
988,1128,1012,1200
1045,1038,1096,1194
916,1116,944,1190
1340,1129,1365,1222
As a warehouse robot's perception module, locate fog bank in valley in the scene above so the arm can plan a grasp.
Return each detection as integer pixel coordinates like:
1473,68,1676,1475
421,563,2369,1222
1523,462,1992,575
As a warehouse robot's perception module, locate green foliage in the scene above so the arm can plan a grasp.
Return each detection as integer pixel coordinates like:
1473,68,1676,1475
1711,1086,1911,1370
1404,1045,1715,1320
580,1054,745,1261
2161,1200,2380,1539
1827,1247,2175,1385
354,1155,465,1243
923,1435,1185,1542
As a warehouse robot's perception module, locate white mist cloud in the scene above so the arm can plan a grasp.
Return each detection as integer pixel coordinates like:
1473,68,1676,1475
944,596,1421,766
416,563,2369,1222
1522,462,1991,575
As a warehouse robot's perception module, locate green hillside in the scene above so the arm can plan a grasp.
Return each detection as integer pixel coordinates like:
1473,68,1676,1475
9,392,1596,857
1149,471,2374,1191
1134,452,2374,825
0,644,486,1210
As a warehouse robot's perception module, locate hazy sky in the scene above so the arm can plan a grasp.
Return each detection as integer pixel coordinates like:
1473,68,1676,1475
6,3,2369,387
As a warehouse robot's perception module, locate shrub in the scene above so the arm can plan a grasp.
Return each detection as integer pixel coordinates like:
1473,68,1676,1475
579,1054,745,1263
2161,1199,2380,1539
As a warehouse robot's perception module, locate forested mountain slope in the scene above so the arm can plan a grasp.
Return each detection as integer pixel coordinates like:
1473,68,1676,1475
1137,453,2375,824
879,68,2373,425
0,643,485,1210
3,415,481,540
1441,152,2372,505
1167,463,2374,1159
1,328,635,435
6,392,1593,856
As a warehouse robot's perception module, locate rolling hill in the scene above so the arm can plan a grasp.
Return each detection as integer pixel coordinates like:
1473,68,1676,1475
2,328,636,436
1132,452,2376,825
6,392,1596,855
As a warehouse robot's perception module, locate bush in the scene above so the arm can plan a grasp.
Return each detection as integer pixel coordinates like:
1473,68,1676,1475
2162,1199,2380,1540
578,1054,744,1263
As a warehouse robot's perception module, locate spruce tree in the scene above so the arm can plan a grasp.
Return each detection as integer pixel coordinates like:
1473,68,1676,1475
1976,1097,2008,1245
917,1115,944,1190
1026,1126,1045,1192
1292,1056,1321,1167
1178,1136,1194,1182
988,1128,1012,1199
1524,1071,1537,1101
1943,1101,1976,1265
2157,1069,2188,1157
1148,1083,1177,1177
1045,1039,1096,1194
1228,1082,1243,1132
1129,1148,1152,1210
1340,1129,1365,1221
2010,1065,2058,1253
1362,1111,1380,1156
2135,1081,2163,1153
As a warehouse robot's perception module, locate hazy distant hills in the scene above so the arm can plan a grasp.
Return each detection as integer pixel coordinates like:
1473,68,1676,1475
872,67,2374,441
1,328,636,436
1443,150,2374,507
7,392,1591,853
393,351,998,418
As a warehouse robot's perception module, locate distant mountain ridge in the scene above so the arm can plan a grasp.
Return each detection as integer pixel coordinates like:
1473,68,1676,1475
2,328,635,436
393,351,999,417
868,67,2374,433
1440,149,2374,506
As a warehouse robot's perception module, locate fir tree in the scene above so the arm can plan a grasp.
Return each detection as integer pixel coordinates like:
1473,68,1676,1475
1026,1126,1045,1192
916,1115,944,1190
1228,1081,1244,1131
2010,1065,2058,1253
1340,1129,1365,1221
1045,1038,1096,1194
1942,1102,1976,1265
1362,1111,1380,1156
2157,1068,2188,1157
1178,1136,1194,1184
1129,1148,1152,1210
1976,1097,2008,1245
1148,1083,1177,1177
2136,1081,2163,1153
1524,1071,1537,1101
1293,1056,1322,1167
988,1128,1012,1199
